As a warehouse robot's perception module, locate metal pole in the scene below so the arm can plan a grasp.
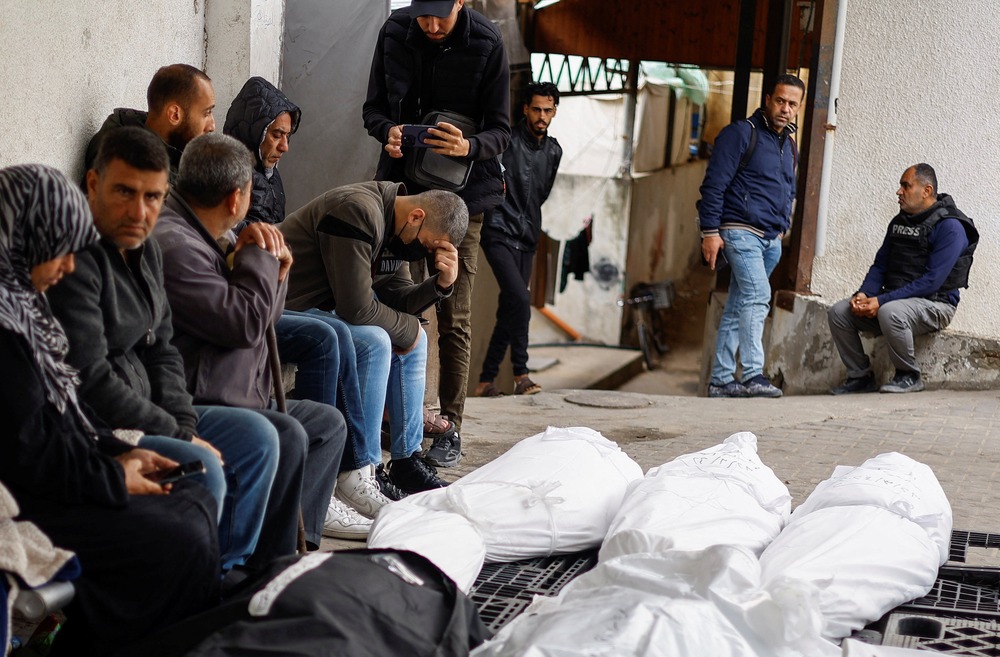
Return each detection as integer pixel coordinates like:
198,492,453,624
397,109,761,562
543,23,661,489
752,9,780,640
620,60,640,178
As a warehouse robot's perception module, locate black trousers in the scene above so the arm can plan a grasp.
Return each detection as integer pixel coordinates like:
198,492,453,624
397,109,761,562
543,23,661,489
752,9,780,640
21,482,219,656
479,230,535,382
255,399,345,557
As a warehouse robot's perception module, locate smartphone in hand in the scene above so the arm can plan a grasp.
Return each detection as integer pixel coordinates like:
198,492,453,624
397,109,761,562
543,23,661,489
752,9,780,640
700,249,729,270
401,124,437,148
148,460,206,487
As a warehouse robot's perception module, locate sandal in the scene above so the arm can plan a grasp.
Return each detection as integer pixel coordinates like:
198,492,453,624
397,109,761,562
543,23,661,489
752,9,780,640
514,377,542,395
423,409,457,436
476,382,504,398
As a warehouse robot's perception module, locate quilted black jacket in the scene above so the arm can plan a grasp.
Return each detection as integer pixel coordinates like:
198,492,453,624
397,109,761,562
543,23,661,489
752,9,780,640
223,77,301,230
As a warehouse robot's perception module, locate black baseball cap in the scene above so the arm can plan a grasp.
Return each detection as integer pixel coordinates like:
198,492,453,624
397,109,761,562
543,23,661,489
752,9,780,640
410,0,457,18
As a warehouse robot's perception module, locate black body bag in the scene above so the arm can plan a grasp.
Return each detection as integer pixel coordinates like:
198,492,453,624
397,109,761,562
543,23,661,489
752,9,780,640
116,549,491,657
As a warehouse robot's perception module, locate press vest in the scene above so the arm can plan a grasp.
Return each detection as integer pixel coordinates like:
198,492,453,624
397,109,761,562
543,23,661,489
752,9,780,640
884,207,978,302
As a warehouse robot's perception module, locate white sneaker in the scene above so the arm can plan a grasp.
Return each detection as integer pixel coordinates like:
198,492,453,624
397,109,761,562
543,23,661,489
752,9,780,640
335,464,393,519
322,497,372,540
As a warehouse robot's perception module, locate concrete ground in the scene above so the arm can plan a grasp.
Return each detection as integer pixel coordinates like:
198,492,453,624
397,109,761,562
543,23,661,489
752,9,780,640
456,388,1000,532
325,382,1000,559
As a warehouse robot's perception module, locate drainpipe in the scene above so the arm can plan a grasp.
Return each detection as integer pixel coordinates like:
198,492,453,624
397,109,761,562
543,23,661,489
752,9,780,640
815,0,849,257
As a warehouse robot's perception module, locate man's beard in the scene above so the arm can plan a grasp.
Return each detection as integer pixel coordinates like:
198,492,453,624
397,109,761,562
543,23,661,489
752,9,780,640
528,122,548,138
167,122,198,152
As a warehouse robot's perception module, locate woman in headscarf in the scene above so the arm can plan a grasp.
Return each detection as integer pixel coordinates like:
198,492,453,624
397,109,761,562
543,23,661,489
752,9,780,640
0,164,219,655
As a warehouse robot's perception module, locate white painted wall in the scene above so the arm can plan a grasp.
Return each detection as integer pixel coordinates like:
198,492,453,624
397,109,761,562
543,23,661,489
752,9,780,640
544,174,630,345
0,1,206,178
0,0,283,181
206,0,286,122
812,0,1000,338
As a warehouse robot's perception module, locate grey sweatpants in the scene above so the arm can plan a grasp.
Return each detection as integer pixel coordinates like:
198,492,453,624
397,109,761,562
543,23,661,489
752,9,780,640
827,297,956,378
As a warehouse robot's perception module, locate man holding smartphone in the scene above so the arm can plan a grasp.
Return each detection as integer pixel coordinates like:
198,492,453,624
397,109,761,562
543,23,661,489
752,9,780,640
363,0,511,466
697,75,804,399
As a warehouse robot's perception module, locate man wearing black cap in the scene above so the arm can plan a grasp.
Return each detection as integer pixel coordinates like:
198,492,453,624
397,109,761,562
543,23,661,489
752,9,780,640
364,0,511,467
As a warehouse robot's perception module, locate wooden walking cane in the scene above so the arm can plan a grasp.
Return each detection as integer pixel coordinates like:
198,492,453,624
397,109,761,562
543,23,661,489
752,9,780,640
266,324,309,554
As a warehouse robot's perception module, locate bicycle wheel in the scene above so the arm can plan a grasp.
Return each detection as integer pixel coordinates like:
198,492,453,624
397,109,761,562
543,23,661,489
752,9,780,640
637,320,657,370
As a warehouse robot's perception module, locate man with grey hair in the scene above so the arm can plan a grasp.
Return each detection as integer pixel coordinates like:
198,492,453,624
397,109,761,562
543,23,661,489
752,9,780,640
152,133,357,552
828,163,979,395
280,182,466,494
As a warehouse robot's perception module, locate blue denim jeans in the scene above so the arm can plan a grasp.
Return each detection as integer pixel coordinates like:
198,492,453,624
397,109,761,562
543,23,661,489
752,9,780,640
193,405,279,571
309,309,425,461
276,310,378,471
710,229,782,385
138,435,226,514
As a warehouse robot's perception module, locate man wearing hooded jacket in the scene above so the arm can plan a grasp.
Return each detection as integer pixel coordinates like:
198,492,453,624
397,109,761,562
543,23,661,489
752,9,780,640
224,76,301,231
828,163,978,395
224,77,394,535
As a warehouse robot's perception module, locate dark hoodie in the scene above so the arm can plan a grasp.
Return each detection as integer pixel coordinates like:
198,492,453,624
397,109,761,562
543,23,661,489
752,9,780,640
224,77,301,231
82,108,182,185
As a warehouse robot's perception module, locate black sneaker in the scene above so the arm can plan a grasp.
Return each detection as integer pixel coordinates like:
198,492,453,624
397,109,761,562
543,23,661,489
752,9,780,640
830,374,878,395
387,455,449,494
424,432,462,467
742,375,783,398
880,370,925,394
374,463,408,501
707,380,750,398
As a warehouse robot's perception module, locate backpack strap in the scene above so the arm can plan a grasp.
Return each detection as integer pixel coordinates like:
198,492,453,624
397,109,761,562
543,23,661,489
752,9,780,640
737,119,757,171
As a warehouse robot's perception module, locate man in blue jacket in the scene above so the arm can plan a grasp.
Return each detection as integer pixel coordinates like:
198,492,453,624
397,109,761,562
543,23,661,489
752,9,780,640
828,164,978,394
698,75,804,398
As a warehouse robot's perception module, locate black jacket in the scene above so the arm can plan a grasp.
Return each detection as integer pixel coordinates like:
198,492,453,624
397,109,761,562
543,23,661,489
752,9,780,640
47,238,199,441
363,5,510,216
83,108,182,184
0,329,132,509
224,77,302,230
483,121,562,252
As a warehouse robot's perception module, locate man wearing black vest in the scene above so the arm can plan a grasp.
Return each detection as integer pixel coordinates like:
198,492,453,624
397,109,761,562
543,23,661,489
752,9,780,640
363,0,510,467
828,163,978,394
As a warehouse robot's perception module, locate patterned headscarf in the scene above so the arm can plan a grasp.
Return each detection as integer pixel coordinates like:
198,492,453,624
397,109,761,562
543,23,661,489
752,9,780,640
0,164,99,422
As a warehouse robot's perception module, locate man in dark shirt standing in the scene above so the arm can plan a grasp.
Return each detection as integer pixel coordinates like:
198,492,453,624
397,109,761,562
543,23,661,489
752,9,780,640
828,164,978,394
364,0,510,466
475,82,562,398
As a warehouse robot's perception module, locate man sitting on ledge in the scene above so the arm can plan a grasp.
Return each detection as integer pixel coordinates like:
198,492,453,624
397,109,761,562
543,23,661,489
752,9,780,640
828,163,979,395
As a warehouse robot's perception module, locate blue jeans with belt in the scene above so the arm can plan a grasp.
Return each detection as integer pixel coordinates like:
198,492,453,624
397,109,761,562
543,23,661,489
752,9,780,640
710,228,782,385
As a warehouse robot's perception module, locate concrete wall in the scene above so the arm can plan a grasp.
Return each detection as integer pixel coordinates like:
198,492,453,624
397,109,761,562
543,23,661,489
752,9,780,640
206,0,286,118
0,0,283,179
0,1,206,177
279,0,387,209
766,295,1000,394
812,0,1000,339
540,174,631,345
626,161,707,288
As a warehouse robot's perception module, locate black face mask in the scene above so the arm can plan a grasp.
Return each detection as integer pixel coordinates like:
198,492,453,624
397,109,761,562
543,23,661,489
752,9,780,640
388,219,429,262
